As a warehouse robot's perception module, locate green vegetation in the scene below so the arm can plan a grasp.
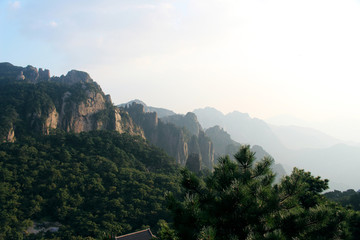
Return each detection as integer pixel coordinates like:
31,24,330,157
165,145,357,240
325,189,360,211
0,130,181,239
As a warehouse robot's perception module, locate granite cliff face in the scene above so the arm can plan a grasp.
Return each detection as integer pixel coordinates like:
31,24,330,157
0,63,143,140
123,103,214,169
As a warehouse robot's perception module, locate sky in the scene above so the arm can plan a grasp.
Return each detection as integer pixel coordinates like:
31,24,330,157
2,0,360,142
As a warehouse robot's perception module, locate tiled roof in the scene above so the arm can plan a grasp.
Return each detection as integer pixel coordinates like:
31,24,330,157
115,228,156,240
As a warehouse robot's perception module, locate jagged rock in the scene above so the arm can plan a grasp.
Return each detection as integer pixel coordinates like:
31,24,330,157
39,68,50,81
198,131,214,169
2,125,15,143
114,108,144,137
123,102,214,169
161,112,202,136
205,125,241,159
61,70,93,85
23,65,39,82
124,103,158,134
105,94,112,103
43,107,59,134
0,63,144,141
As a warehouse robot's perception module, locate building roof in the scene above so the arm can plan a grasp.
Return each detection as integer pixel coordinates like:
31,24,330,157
115,228,156,240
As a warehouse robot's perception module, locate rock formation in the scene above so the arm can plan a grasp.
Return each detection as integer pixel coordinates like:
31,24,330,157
0,63,143,141
123,102,214,169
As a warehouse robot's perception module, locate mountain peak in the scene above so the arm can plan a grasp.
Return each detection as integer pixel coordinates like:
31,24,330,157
226,111,250,119
62,70,93,84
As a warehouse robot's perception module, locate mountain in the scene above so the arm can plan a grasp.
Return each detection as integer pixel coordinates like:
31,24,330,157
118,99,176,118
192,107,225,129
121,102,214,170
193,107,287,159
205,125,240,158
0,63,143,142
205,125,286,182
161,112,203,137
269,124,342,150
194,107,360,190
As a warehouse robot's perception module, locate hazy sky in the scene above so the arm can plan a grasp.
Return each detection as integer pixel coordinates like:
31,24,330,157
2,0,360,141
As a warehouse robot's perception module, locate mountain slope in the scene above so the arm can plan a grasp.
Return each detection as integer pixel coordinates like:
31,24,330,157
0,63,143,142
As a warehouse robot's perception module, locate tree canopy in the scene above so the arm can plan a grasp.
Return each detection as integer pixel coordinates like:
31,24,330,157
0,130,181,239
166,145,351,240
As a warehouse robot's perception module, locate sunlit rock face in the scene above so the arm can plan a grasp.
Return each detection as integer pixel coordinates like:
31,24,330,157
0,63,144,141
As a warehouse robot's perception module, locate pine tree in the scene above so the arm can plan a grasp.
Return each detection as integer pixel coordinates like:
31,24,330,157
166,145,350,240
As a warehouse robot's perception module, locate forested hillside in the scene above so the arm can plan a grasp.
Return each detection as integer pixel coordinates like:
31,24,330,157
0,130,181,239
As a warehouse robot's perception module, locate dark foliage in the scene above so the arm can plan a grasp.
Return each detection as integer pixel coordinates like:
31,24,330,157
166,145,353,240
0,130,181,239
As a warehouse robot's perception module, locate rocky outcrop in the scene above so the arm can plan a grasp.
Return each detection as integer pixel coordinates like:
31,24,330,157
198,131,214,169
124,103,158,135
123,103,214,169
0,63,144,140
57,70,93,85
43,107,59,134
60,91,107,132
205,125,241,159
161,112,202,136
18,65,51,83
3,125,15,143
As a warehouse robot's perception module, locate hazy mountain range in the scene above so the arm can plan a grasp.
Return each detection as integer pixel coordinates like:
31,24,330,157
114,102,360,190
193,107,360,190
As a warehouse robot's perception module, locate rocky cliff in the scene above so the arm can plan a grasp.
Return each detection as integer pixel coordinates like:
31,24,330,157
0,63,143,141
161,112,202,136
122,102,214,169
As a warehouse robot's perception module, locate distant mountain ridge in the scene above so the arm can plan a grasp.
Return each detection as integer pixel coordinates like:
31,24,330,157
193,107,287,158
193,106,360,190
